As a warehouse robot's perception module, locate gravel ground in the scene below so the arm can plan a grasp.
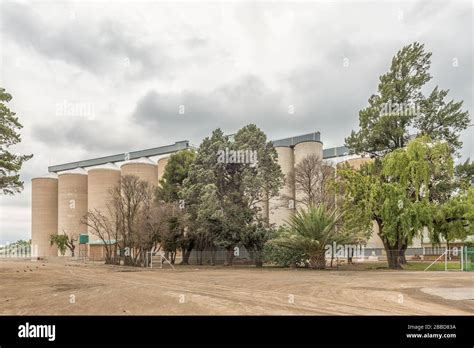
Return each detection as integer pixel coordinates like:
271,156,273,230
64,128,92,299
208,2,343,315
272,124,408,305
0,260,473,315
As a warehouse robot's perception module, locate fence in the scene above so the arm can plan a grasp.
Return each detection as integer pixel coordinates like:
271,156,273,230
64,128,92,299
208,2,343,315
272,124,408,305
187,247,252,265
464,247,474,272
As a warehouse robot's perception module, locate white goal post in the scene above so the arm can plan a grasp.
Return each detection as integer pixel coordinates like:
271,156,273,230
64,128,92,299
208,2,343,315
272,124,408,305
424,248,464,271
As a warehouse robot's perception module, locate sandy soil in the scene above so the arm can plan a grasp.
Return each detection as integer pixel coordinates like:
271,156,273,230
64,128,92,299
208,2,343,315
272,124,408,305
0,260,473,315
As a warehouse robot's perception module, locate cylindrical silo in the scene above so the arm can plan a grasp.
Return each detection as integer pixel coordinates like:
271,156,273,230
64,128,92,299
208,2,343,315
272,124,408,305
293,140,323,210
121,157,158,186
157,156,169,187
31,174,59,258
87,163,121,241
293,140,323,165
269,146,294,227
58,168,88,255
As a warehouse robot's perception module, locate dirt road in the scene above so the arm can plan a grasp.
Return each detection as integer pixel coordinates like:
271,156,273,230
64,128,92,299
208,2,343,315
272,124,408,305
1,260,472,315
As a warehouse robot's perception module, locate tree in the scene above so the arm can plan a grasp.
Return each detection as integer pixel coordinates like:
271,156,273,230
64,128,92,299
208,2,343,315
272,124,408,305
338,137,473,269
110,175,159,266
0,87,33,195
157,150,196,202
50,234,76,256
264,226,307,267
13,239,30,247
430,187,474,253
242,222,272,268
455,158,474,187
81,208,120,264
286,153,336,209
192,184,224,265
344,42,470,265
346,42,470,157
272,205,342,269
155,202,188,265
181,125,284,266
156,150,196,264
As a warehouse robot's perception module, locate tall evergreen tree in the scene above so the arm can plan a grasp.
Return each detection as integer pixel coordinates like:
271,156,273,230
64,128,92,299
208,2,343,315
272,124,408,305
0,88,32,195
346,42,470,156
181,125,283,266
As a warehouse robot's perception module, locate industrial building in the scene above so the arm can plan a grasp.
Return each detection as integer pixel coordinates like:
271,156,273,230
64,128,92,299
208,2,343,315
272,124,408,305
32,131,444,261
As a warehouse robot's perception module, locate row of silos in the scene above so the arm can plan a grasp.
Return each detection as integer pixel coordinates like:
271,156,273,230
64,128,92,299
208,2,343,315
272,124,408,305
31,157,169,257
266,141,373,227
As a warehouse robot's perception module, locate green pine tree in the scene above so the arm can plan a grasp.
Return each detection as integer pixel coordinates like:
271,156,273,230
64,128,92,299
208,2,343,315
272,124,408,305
0,88,33,195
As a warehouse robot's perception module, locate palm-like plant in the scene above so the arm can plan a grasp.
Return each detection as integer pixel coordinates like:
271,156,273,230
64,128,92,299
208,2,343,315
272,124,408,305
273,205,342,269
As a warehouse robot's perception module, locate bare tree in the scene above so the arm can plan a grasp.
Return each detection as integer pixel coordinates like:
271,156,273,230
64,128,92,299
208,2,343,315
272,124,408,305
81,208,119,264
81,175,199,267
283,153,335,209
113,175,158,266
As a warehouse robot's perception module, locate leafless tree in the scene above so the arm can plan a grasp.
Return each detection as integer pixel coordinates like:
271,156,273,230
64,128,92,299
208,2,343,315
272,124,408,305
283,153,336,209
82,175,191,267
112,175,159,266
81,208,120,264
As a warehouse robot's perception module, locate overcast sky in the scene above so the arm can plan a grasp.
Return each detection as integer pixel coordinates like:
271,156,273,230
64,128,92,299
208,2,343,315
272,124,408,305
0,0,472,244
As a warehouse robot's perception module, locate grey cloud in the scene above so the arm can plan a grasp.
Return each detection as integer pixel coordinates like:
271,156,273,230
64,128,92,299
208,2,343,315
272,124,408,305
132,75,292,144
1,2,166,78
31,117,144,159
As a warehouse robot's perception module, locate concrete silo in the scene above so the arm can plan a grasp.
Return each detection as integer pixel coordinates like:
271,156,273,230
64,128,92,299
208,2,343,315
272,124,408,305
157,156,169,186
293,140,323,210
120,157,158,186
87,163,121,241
58,168,88,254
31,174,59,258
268,146,294,227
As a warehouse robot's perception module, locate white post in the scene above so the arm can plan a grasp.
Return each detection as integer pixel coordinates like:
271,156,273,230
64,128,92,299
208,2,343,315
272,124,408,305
461,246,464,271
445,247,448,271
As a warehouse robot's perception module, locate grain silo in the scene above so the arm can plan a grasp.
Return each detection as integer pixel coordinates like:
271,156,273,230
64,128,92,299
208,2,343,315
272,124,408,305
121,157,158,186
294,140,323,211
87,163,121,241
31,173,59,258
268,146,294,226
58,168,88,254
157,156,169,186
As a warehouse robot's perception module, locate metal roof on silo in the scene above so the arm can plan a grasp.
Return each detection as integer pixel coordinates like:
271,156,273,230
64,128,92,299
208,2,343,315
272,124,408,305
33,172,58,180
87,162,120,171
120,157,156,167
58,167,88,176
48,141,189,172
271,132,321,147
48,133,353,174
